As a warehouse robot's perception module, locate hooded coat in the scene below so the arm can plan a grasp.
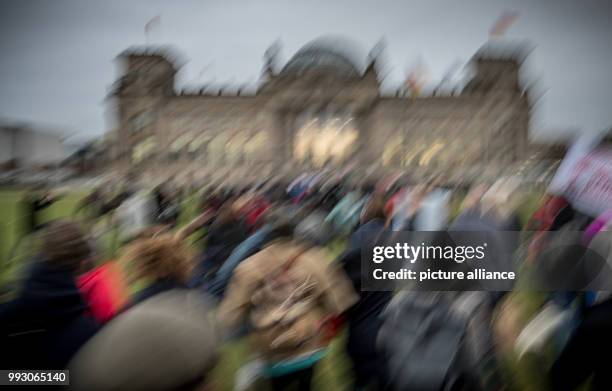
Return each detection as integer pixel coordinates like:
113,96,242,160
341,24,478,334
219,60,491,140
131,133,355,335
0,259,99,369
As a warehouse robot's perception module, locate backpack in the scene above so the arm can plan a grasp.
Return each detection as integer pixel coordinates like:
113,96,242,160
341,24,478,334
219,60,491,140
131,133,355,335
248,247,320,352
378,292,491,391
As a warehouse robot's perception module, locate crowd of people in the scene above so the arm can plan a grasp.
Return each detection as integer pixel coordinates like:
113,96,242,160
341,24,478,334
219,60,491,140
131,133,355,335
1,170,611,391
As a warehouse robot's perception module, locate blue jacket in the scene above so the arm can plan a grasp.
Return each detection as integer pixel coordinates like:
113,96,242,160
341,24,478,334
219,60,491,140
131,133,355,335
206,225,275,297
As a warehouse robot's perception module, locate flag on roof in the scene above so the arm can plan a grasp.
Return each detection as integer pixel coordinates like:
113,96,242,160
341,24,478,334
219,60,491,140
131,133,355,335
489,11,519,37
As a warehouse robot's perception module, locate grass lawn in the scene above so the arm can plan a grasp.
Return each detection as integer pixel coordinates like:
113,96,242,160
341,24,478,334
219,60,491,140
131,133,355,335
0,189,89,260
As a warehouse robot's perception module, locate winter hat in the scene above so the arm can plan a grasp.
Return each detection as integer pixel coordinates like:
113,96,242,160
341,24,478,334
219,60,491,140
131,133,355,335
69,289,219,391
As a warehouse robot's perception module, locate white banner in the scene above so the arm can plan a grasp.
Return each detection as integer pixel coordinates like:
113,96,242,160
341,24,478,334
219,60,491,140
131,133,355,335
549,132,602,195
557,147,612,217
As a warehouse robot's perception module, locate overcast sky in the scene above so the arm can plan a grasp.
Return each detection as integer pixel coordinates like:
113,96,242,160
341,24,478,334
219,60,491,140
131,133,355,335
1,0,611,143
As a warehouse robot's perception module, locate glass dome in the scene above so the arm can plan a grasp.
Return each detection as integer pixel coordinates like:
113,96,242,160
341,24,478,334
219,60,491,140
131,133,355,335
281,36,365,77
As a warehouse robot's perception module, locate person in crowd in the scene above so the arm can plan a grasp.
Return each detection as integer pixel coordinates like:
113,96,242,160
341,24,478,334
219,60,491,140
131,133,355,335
317,180,343,212
77,256,130,324
100,185,132,216
206,206,299,298
550,290,612,391
325,184,366,236
451,179,523,275
0,220,99,369
387,183,409,229
479,177,523,231
153,184,167,215
218,215,357,391
114,185,156,243
383,186,397,215
379,287,503,391
69,237,218,391
412,179,451,231
75,187,104,221
452,183,488,225
532,223,610,391
390,184,428,231
350,192,387,249
492,192,596,390
120,234,196,306
202,188,225,214
450,181,519,294
156,186,182,227
338,193,392,390
22,186,61,233
287,173,313,204
196,199,248,279
378,229,504,391
524,194,575,265
238,191,272,232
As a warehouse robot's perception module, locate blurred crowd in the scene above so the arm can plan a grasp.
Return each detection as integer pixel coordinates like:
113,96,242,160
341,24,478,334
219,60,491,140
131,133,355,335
1,168,611,391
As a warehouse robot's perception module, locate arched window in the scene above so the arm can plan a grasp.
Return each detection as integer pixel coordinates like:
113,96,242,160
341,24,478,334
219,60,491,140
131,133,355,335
169,132,194,160
132,136,157,164
188,133,211,159
293,113,357,166
419,139,445,167
208,133,228,164
244,131,268,161
382,135,404,166
226,132,248,163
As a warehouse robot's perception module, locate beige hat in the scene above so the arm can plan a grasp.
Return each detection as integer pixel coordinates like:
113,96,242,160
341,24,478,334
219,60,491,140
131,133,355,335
69,290,219,391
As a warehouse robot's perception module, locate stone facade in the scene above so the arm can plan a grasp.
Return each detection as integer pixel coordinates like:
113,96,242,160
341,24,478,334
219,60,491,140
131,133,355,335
109,38,532,185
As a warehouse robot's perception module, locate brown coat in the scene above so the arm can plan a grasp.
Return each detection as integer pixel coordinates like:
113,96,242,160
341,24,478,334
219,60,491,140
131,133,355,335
218,240,358,361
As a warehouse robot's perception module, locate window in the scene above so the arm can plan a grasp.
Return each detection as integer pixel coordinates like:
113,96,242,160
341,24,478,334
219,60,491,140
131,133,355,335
132,136,157,164
129,111,154,133
226,132,248,163
244,131,268,161
382,135,404,166
169,132,194,160
419,140,445,167
293,114,357,167
208,133,228,164
188,133,211,159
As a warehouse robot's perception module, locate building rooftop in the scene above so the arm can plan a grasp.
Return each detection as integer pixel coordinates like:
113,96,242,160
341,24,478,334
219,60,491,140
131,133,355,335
117,45,186,68
471,39,534,64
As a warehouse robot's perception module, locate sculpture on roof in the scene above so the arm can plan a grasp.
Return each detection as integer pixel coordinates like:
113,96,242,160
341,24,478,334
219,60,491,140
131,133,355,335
262,39,282,79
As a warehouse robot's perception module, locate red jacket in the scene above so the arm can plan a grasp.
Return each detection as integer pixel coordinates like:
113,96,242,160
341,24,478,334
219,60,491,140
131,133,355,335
78,262,129,323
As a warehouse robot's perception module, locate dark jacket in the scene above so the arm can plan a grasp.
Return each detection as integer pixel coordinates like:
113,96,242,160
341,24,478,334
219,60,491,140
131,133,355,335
551,296,612,391
340,219,392,385
205,224,275,297
0,260,99,369
204,220,248,273
131,279,185,306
